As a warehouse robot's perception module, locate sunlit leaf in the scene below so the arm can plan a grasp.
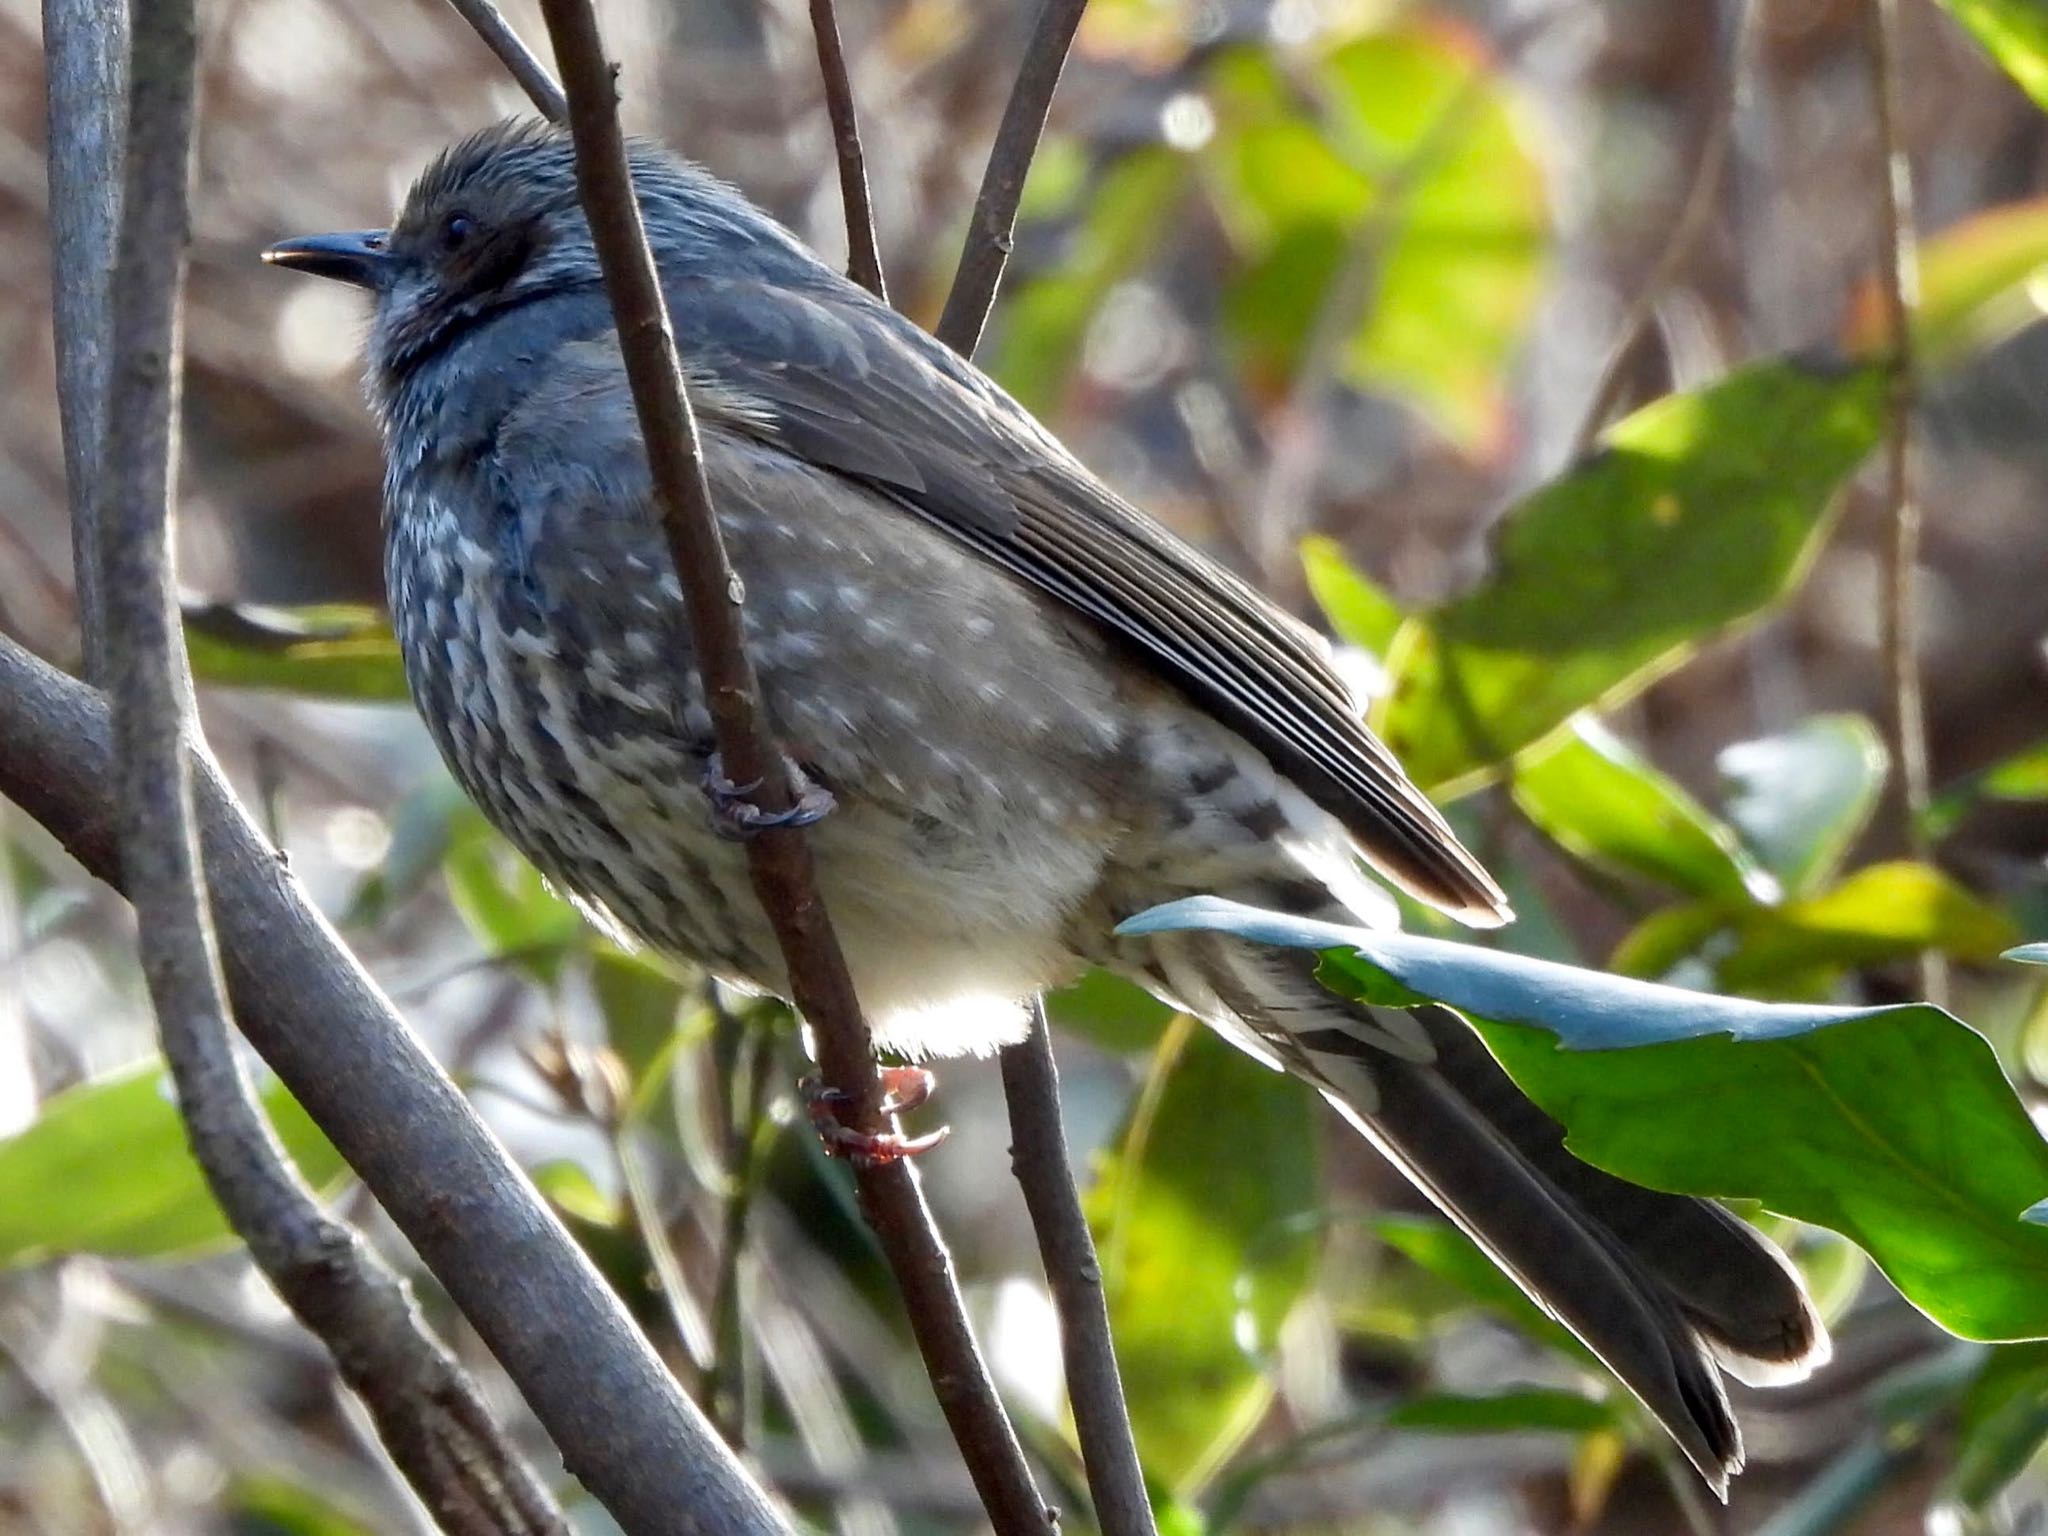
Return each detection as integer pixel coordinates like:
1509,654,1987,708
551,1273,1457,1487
1928,736,2048,838
1044,967,1176,1054
1120,898,2048,1342
1089,1018,1321,1492
230,1475,376,1536
1941,0,2048,113
443,823,585,979
532,1158,623,1226
0,1064,346,1265
1845,198,2048,368
1301,535,1404,658
1714,861,2018,994
1209,25,1545,446
1513,717,1774,902
1389,1387,1617,1434
1719,714,1888,897
1377,360,1887,794
992,147,1191,414
184,602,410,702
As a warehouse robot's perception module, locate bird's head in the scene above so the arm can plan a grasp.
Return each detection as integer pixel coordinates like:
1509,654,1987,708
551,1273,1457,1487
269,118,821,399
266,120,622,391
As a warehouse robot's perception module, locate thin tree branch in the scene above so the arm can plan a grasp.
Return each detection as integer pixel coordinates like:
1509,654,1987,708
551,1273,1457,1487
1864,0,1943,1004
40,0,126,679
525,7,1050,1531
1566,0,1753,463
806,0,887,300
443,0,569,121
0,635,790,1536
933,0,1089,356
1001,1003,1154,1536
94,6,570,1534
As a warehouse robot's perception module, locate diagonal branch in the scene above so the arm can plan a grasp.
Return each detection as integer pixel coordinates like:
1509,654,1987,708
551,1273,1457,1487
526,5,1050,1531
0,637,790,1536
93,3,568,1532
444,0,569,120
934,0,1089,356
806,0,888,300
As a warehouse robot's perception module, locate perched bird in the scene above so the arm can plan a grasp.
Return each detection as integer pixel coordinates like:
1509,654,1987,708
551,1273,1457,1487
266,118,1826,1490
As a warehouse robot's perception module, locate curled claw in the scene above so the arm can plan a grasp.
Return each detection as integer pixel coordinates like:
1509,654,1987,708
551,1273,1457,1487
802,1070,950,1169
704,753,837,840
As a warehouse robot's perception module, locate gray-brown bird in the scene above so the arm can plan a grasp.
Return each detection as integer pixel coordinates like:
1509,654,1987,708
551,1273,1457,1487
266,119,1827,1490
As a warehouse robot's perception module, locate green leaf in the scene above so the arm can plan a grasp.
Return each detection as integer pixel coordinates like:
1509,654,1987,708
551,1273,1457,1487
230,1475,377,1536
1948,1342,2048,1513
1119,898,2048,1342
1942,0,2048,113
442,823,584,978
1209,26,1546,446
1929,737,2048,839
1607,900,1734,981
1301,535,1403,657
532,1158,623,1226
1372,1213,1584,1360
591,946,688,1089
1375,359,1887,793
1389,1387,1617,1435
991,147,1191,414
1513,717,1775,902
1714,861,2019,995
1845,198,2048,369
1089,1019,1321,1493
0,1063,346,1265
1719,714,1889,897
184,602,410,703
1044,967,1176,1054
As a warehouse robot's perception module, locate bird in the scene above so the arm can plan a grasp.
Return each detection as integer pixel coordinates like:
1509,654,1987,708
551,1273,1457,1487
265,117,1827,1491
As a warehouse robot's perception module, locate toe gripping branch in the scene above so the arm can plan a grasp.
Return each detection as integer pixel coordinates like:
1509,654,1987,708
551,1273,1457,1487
704,752,837,840
803,1066,950,1169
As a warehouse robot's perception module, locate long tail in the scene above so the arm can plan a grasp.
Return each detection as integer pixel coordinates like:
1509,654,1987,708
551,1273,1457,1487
1139,929,1830,1493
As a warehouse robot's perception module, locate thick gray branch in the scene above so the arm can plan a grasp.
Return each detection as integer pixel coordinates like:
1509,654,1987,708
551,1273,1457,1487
0,640,788,1535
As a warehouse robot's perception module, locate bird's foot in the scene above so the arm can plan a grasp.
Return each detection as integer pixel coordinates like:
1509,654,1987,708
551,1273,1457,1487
802,1068,949,1168
704,753,836,840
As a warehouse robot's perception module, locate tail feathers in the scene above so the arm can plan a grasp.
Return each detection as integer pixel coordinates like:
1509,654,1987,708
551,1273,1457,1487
1401,1004,1829,1386
1148,933,1829,1493
1311,1038,1746,1491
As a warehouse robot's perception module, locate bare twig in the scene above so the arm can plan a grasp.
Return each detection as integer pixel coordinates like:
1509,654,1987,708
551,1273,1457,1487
0,637,791,1536
1001,1002,1155,1536
93,5,569,1533
1566,0,1754,463
443,0,568,121
805,0,887,300
933,0,1088,356
1863,0,1943,1004
527,7,1051,1530
40,0,126,678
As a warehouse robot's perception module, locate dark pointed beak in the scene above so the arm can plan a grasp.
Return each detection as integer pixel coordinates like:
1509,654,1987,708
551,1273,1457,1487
262,230,394,290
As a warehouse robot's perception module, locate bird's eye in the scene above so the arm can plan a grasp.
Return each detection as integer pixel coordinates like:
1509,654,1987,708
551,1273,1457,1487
442,213,475,251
